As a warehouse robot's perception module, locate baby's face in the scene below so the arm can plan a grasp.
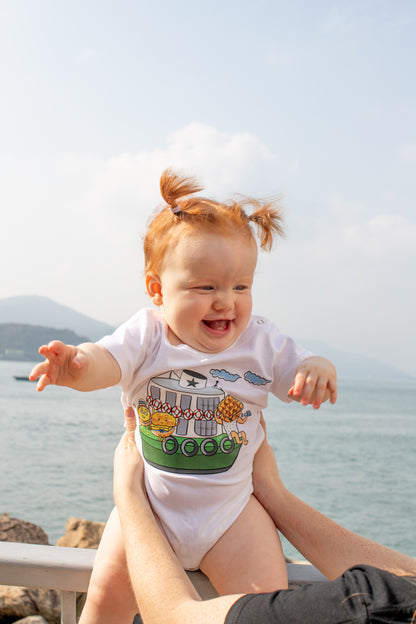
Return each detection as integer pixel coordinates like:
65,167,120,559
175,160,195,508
154,231,257,353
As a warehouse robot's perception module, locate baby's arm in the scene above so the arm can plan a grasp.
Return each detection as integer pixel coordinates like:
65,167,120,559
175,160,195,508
29,340,121,392
288,355,337,409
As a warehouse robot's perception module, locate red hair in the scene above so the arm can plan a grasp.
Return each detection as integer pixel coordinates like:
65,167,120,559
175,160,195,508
143,168,284,274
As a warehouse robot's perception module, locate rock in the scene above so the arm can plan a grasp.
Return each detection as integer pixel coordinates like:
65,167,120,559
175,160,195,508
0,582,86,624
0,586,37,623
0,515,55,623
25,589,61,623
0,514,48,545
56,517,105,549
0,515,102,623
0,585,60,624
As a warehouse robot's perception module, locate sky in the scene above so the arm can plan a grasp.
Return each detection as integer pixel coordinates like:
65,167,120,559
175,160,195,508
1,0,415,376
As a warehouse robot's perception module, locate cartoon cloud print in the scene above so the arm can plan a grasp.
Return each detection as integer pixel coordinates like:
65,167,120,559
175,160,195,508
210,369,241,383
244,371,271,386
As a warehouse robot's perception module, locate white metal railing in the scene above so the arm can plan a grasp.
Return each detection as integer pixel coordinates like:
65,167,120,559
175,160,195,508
0,541,326,624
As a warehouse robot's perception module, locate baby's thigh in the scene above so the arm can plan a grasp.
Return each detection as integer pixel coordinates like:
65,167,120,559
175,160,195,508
80,508,138,623
89,507,132,592
200,495,288,595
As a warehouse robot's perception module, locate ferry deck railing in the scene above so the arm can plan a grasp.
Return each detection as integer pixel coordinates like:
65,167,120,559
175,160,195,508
0,541,327,624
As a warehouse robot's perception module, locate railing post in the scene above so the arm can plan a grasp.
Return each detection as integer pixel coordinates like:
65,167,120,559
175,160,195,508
60,590,77,624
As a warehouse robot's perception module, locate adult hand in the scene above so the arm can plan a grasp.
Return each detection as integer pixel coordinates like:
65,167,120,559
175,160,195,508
113,407,145,508
252,415,286,512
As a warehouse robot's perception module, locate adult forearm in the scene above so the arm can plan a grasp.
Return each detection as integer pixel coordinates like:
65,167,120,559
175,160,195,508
263,485,416,580
119,496,197,622
117,492,239,624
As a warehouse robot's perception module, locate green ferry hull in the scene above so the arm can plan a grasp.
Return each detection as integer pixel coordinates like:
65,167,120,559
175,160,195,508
140,428,241,474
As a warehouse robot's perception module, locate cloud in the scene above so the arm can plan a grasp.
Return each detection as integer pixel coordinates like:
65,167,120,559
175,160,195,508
100,123,289,205
210,369,241,383
80,121,293,238
343,215,416,260
1,122,290,324
252,194,416,375
244,371,271,386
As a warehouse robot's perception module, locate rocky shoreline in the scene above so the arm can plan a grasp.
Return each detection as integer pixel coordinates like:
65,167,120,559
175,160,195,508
0,513,105,624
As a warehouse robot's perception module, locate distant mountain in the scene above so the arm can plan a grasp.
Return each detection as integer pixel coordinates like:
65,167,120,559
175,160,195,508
0,296,115,342
0,324,90,362
300,339,414,381
0,295,413,380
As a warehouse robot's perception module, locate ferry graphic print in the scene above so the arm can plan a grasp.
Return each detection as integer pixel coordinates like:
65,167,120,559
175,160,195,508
134,369,251,474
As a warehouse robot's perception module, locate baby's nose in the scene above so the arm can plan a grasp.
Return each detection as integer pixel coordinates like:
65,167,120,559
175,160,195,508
213,290,234,310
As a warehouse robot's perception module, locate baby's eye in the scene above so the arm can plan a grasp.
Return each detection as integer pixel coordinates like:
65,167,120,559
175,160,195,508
234,285,248,291
200,285,214,291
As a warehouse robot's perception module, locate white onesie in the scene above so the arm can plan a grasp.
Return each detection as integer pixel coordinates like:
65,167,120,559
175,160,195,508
99,308,311,570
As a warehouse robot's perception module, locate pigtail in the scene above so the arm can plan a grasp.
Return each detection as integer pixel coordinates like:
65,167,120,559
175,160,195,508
160,168,203,212
145,168,285,275
248,201,285,251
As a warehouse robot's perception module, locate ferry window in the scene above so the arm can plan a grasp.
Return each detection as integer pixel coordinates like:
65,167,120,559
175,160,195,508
176,418,189,436
180,394,192,411
166,391,177,406
150,386,160,401
197,397,220,412
195,420,217,437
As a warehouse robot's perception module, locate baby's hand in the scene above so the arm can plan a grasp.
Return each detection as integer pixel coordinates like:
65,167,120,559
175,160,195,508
288,356,337,409
29,340,88,391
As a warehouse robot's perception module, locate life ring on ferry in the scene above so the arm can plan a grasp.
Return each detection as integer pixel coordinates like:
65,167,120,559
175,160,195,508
181,438,198,457
220,437,235,454
162,436,179,455
200,438,218,456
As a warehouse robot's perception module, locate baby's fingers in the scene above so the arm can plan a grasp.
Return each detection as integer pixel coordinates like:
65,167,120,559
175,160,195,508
288,370,307,400
29,360,51,391
292,370,318,405
311,378,330,409
36,374,52,392
29,360,44,382
39,340,69,363
328,378,338,404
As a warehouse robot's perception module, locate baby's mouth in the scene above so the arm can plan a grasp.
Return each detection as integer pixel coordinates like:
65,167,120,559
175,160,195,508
203,319,230,332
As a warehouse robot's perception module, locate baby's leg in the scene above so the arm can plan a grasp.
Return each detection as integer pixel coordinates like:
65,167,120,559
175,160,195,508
78,507,138,624
200,495,288,595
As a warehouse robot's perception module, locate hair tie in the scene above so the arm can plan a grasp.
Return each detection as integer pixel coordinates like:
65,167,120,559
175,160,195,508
171,204,181,214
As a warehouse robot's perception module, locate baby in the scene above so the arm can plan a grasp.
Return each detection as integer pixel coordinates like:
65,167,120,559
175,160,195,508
30,168,337,624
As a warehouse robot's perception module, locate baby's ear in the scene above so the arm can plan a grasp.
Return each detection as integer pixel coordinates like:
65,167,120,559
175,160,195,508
145,274,163,306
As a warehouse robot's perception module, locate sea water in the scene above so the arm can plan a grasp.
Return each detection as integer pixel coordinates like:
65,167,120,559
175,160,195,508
0,360,415,561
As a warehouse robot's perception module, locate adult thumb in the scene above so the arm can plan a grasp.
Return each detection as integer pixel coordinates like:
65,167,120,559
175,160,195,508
124,406,137,434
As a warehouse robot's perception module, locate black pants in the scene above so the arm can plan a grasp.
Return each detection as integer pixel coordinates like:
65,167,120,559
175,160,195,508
225,566,416,624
